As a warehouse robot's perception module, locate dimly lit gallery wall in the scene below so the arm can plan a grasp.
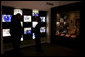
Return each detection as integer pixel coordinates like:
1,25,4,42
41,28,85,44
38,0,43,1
1,6,48,51
1,1,80,54
1,2,49,52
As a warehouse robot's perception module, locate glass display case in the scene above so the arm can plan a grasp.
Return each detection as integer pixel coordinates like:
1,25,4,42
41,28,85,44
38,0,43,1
56,11,80,38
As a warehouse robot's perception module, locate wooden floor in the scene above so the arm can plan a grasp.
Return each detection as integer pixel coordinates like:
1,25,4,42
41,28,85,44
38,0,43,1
3,43,84,56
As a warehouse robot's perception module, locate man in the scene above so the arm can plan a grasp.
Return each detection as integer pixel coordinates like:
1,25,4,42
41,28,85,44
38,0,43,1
10,13,23,55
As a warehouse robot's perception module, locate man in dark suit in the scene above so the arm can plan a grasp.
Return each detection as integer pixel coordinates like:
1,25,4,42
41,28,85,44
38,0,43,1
10,13,23,55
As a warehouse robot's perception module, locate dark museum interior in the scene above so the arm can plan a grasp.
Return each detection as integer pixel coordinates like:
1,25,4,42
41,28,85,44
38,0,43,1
1,1,84,56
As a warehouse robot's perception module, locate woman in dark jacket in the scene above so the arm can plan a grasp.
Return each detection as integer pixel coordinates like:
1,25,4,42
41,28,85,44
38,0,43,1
34,17,42,52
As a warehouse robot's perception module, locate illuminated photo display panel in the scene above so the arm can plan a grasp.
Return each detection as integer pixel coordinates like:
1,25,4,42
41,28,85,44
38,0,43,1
32,33,35,39
32,9,39,16
14,9,22,15
40,27,46,33
2,15,12,22
24,15,31,22
40,17,45,22
32,22,38,28
20,21,23,27
24,28,31,34
3,29,11,37
21,35,23,41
